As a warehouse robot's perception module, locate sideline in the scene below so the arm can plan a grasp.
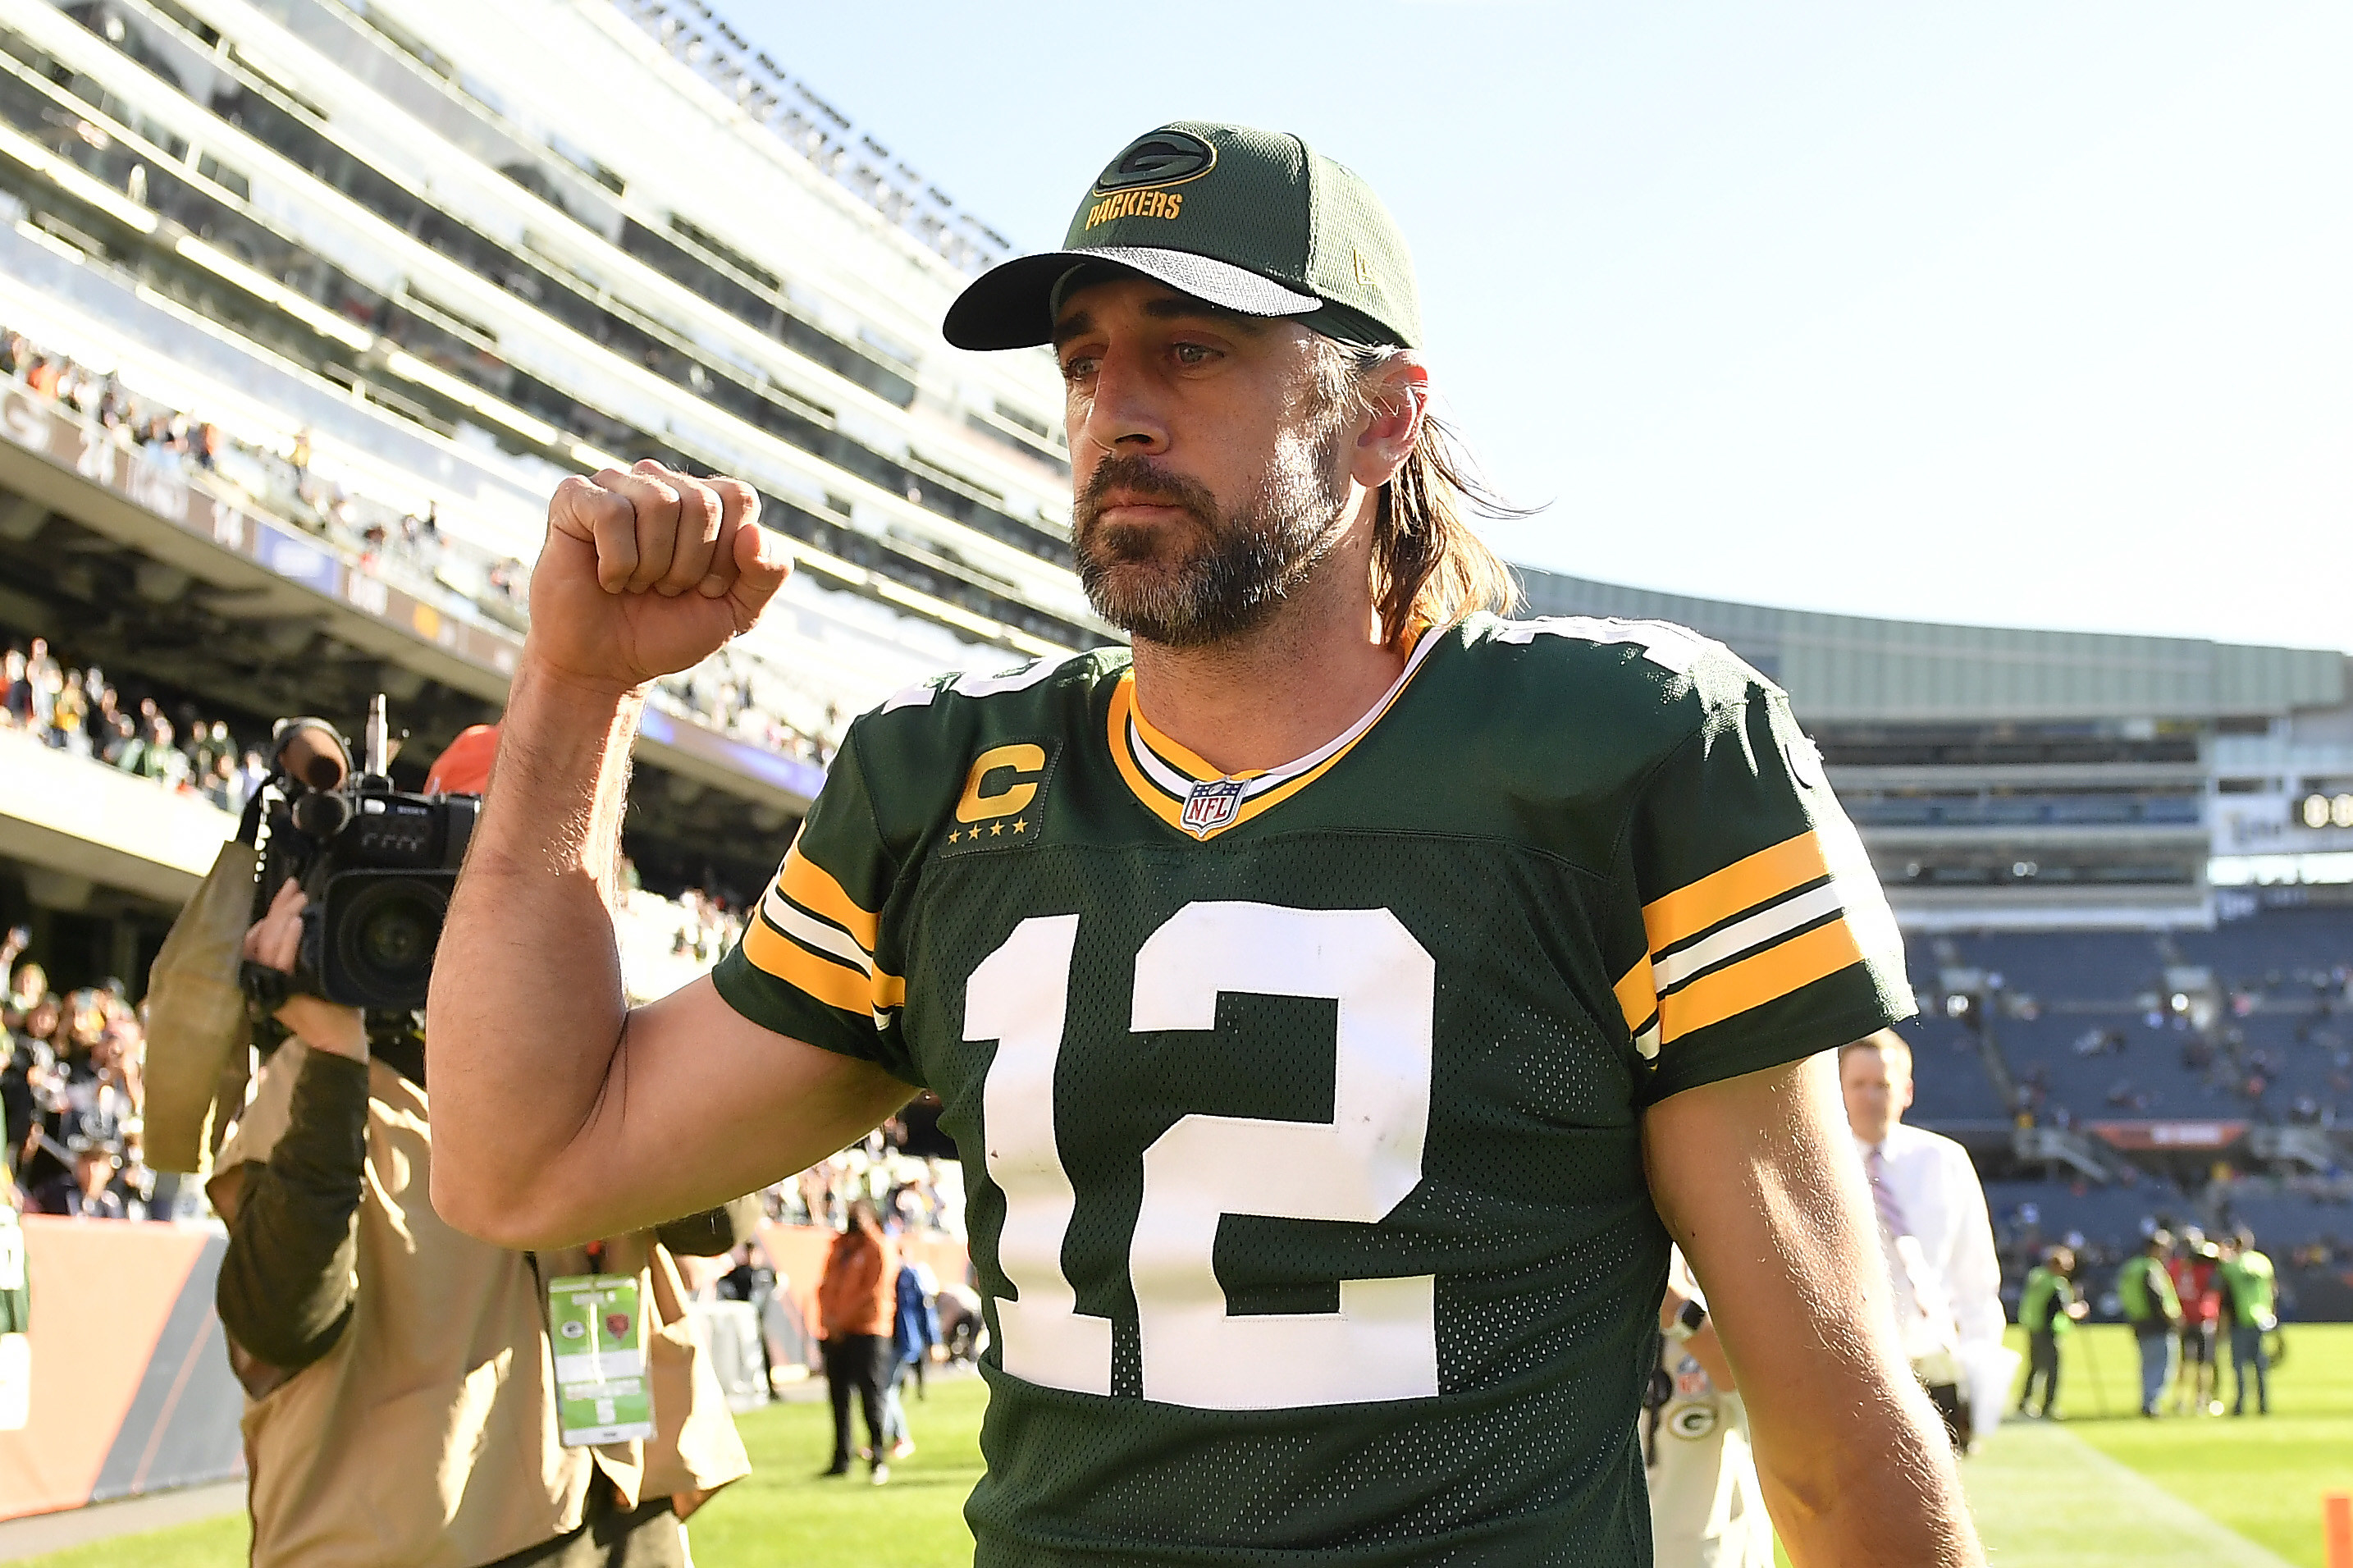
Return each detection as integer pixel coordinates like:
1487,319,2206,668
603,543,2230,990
0,1481,243,1562
1964,1419,2295,1568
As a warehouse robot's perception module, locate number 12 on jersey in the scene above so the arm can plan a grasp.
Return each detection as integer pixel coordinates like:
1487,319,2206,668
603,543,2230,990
968,902,1441,1412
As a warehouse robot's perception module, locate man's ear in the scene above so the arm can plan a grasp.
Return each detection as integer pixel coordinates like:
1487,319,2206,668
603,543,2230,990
1350,354,1428,491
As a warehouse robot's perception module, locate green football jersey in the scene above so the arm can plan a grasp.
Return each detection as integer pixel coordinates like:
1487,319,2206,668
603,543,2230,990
713,613,1912,1565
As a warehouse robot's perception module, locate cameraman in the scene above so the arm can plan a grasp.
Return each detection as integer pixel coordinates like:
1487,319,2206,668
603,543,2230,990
208,733,750,1568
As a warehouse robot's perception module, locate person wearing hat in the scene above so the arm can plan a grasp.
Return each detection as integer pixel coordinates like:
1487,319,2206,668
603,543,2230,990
2166,1228,2224,1416
431,122,1980,1563
2013,1246,2086,1419
2118,1229,2183,1417
211,725,752,1568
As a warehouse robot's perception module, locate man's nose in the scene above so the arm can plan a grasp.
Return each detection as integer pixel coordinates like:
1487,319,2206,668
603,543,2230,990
1079,348,1170,457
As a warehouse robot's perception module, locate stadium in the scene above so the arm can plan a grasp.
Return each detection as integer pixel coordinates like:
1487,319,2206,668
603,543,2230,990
0,0,2345,1563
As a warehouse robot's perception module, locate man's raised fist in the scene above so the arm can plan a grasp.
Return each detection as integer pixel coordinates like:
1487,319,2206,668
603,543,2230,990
526,460,792,694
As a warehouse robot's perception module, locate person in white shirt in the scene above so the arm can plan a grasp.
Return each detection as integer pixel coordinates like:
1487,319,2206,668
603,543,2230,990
1839,1031,2005,1451
1647,1247,1775,1568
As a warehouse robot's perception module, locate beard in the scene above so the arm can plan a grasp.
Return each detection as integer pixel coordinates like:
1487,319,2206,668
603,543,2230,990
1071,418,1351,648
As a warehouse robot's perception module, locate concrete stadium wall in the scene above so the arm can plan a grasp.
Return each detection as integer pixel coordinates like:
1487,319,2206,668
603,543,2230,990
0,1219,971,1522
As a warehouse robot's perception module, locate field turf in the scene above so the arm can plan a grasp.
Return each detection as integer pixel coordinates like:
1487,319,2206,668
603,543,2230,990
20,1327,2351,1566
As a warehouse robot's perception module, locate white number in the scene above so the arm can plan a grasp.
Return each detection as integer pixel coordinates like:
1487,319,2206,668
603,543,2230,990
967,903,1438,1411
970,915,1113,1396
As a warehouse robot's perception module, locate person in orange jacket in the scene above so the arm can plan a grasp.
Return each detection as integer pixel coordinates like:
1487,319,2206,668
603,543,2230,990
816,1199,898,1483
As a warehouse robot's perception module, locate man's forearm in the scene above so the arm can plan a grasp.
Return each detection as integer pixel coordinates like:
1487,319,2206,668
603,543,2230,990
426,658,641,1239
1649,1054,1983,1567
217,1052,367,1376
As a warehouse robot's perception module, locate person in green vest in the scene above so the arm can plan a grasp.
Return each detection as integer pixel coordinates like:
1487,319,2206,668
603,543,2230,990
2218,1228,2277,1416
2014,1246,2087,1419
2118,1229,2182,1416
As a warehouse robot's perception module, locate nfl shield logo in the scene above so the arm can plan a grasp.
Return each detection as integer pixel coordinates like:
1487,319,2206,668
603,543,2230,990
1180,779,1246,839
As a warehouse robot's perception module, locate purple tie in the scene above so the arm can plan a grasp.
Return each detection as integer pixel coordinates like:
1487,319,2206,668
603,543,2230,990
1867,1145,1912,1239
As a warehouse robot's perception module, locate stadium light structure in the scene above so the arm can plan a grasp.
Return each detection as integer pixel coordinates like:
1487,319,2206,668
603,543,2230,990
0,121,158,235
382,350,564,448
173,235,376,353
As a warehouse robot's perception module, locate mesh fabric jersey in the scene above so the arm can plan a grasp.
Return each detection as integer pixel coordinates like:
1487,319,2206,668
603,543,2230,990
714,613,1913,1565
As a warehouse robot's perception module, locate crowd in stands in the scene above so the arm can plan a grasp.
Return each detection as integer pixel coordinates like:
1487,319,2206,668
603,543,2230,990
2,635,270,813
2,322,852,765
1,935,183,1223
770,1116,963,1240
656,647,843,769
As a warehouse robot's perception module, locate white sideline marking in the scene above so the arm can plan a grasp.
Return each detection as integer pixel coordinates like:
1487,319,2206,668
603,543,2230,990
1964,1421,2295,1568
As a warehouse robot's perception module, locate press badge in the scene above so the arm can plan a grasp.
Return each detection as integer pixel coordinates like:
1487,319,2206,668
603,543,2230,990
547,1273,656,1446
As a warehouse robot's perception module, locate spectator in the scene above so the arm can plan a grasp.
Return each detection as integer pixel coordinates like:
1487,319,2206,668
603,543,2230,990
2013,1246,2086,1419
815,1200,896,1485
1840,1031,2004,1449
2167,1231,2223,1416
2218,1229,2276,1417
2,985,57,1182
0,647,28,726
1647,1246,1771,1567
28,1136,127,1218
2118,1230,2183,1417
880,1258,938,1462
714,1241,779,1393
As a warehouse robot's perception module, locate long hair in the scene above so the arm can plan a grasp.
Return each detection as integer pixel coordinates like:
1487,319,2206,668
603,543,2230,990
1318,344,1533,647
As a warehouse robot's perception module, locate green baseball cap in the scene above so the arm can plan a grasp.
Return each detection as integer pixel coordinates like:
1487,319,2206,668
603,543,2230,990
943,121,1421,352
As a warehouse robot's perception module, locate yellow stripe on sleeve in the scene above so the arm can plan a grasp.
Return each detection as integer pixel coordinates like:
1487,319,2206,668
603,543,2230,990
1642,830,1830,957
742,916,872,1013
1657,917,1864,1045
1614,953,1657,1035
778,839,879,954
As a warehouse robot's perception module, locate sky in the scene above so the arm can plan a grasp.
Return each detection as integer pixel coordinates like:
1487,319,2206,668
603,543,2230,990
731,2,2353,654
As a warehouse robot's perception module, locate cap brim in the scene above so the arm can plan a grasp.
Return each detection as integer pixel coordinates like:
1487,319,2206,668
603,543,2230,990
943,246,1321,351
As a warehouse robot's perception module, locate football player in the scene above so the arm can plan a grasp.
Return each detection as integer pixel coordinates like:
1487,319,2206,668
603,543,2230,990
430,122,1984,1566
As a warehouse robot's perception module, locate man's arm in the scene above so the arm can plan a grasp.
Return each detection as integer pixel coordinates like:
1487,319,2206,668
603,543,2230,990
213,1053,368,1379
427,464,911,1247
1646,1049,1983,1568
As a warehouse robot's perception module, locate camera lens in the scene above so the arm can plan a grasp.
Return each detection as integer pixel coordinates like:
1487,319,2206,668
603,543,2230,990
332,875,450,1005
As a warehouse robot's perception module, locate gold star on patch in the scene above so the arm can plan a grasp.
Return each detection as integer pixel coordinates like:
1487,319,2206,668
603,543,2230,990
946,829,961,843
989,821,1003,836
1012,818,1027,834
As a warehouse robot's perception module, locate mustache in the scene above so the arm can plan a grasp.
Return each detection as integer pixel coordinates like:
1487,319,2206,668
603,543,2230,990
1073,454,1219,532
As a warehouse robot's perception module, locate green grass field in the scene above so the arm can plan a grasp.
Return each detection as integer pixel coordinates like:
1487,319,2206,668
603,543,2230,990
21,1328,2353,1567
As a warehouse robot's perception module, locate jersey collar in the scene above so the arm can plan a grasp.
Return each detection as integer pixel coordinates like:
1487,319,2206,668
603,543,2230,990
1106,624,1446,842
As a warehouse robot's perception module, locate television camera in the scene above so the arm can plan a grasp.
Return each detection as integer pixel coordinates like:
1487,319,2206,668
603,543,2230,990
240,696,477,1013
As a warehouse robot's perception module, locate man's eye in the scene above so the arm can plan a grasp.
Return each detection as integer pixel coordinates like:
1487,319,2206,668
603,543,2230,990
1172,343,1215,366
1061,355,1098,382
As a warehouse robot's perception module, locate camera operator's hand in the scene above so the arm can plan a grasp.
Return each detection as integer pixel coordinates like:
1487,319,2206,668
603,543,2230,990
528,460,791,695
244,882,367,1062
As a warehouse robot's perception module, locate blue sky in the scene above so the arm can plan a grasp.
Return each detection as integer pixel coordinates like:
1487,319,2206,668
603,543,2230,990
733,2,2353,653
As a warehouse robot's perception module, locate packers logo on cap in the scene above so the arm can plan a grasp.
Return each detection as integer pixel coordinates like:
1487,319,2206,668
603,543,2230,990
1092,129,1217,194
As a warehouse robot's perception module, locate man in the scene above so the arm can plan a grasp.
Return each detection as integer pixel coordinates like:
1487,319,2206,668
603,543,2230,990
428,121,1981,1564
2167,1229,2223,1415
2218,1228,2277,1416
2118,1229,2183,1418
1839,1031,2004,1447
1649,1248,1774,1567
27,1135,126,1218
213,730,751,1566
814,1199,895,1483
2013,1246,2086,1419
